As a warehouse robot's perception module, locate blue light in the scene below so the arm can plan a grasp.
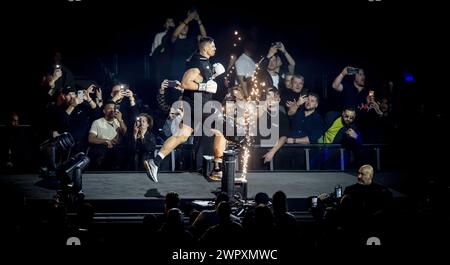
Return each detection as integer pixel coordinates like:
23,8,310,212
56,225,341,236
403,72,415,83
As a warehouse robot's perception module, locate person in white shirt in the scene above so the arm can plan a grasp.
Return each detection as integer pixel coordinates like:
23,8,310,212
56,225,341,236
88,101,127,169
149,17,175,56
259,42,296,90
235,41,257,98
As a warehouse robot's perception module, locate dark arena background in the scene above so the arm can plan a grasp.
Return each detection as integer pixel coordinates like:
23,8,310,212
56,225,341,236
1,0,448,260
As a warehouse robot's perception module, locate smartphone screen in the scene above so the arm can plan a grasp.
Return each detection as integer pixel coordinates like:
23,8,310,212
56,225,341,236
77,90,84,103
168,80,177,88
311,196,318,207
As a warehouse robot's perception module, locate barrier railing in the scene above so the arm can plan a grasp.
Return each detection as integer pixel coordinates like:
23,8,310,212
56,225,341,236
0,124,393,173
155,143,393,172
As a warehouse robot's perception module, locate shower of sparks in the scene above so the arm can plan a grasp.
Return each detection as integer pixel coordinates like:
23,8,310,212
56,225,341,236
224,29,264,181
240,63,263,181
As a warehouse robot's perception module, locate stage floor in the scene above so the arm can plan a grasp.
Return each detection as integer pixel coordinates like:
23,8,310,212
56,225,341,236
1,171,405,201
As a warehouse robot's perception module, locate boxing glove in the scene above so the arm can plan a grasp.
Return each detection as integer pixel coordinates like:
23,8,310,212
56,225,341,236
212,63,225,79
198,80,217,93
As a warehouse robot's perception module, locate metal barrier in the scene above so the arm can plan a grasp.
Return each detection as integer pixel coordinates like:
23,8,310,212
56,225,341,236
0,124,391,172
155,143,392,172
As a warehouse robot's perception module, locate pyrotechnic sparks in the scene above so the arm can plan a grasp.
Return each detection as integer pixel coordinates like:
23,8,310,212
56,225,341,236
240,57,264,181
224,29,264,181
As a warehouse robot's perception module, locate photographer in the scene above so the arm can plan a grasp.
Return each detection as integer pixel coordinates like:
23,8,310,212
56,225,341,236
129,113,156,173
332,66,369,110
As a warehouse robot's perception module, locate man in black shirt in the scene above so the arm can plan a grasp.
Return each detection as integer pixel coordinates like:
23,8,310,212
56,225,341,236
332,66,369,110
52,85,98,154
280,75,308,111
260,89,290,163
338,164,393,244
169,9,207,81
342,164,392,211
148,37,225,182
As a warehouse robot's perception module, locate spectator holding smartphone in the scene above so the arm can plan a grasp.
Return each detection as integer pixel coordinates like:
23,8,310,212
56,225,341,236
156,79,183,114
332,66,369,110
109,83,139,130
170,8,207,80
51,85,98,154
88,101,127,170
42,52,75,103
129,113,156,174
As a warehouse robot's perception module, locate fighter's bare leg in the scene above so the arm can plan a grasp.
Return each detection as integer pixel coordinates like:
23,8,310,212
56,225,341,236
159,124,193,156
209,129,227,181
213,129,227,162
146,123,193,182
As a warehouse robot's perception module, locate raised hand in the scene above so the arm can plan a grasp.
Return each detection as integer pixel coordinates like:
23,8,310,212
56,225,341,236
297,94,308,106
262,151,275,163
114,110,123,122
278,42,286,53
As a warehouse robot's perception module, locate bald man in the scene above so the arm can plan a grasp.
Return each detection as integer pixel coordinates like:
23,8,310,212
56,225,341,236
333,165,394,245
340,165,392,224
341,164,392,204
356,164,375,185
